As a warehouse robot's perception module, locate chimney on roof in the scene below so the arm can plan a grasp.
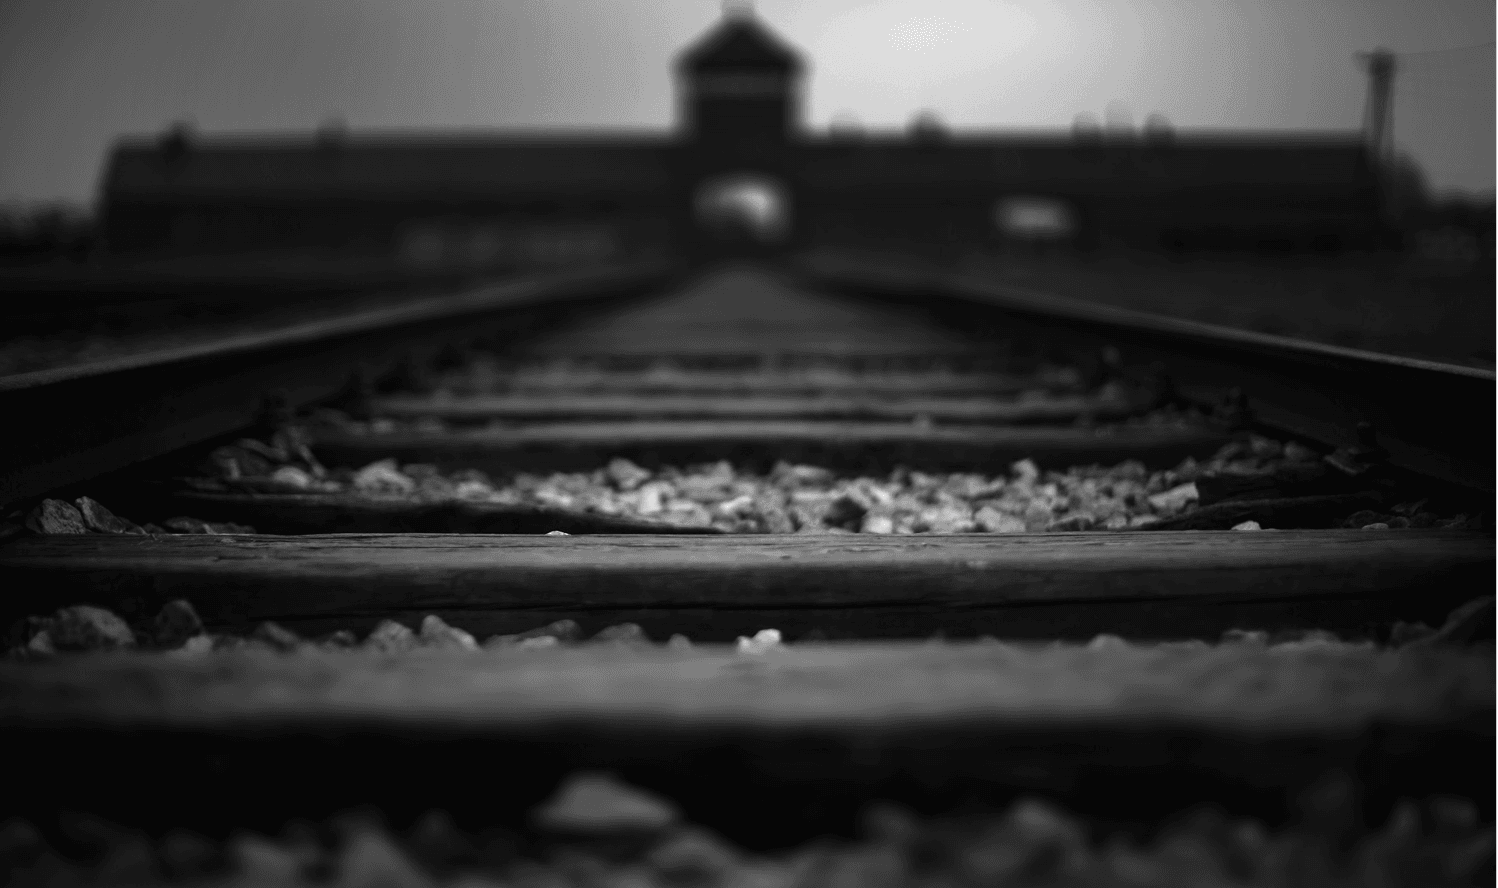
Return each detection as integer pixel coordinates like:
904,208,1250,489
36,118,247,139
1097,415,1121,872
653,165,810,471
1072,112,1103,143
1143,113,1174,147
158,120,194,167
909,109,947,143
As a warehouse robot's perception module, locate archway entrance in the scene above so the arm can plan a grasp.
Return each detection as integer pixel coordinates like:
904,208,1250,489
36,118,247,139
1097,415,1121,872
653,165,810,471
989,195,1088,257
692,172,792,257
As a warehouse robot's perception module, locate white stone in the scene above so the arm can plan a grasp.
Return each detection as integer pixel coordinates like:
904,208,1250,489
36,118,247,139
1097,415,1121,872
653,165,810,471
153,599,205,647
1231,520,1262,531
75,496,145,534
352,459,415,496
532,772,681,834
606,457,651,491
268,465,315,490
1147,482,1198,513
1283,441,1319,462
419,615,477,650
454,480,495,500
49,605,135,650
25,499,88,534
975,506,1028,533
1221,629,1268,645
636,483,667,515
363,619,417,653
1086,634,1128,651
737,629,782,654
333,827,435,888
171,634,215,656
227,833,304,883
1022,503,1055,531
715,494,755,517
1247,435,1283,459
26,629,55,656
647,826,741,880
1010,458,1041,483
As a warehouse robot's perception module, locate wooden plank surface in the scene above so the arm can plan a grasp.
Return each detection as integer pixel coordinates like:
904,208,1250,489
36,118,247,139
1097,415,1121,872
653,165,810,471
308,422,1234,474
0,254,502,296
1,262,672,390
797,252,1498,378
0,263,680,506
2,531,1489,640
798,252,1496,493
1142,492,1385,530
506,265,988,358
1,642,1490,734
119,492,728,535
367,390,1152,423
453,368,1082,397
5,642,1489,844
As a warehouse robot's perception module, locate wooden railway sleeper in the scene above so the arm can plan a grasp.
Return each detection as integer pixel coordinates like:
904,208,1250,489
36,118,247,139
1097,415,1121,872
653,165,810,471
0,264,1491,883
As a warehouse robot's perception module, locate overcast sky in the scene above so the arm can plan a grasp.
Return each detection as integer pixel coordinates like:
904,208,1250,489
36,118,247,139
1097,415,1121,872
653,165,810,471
1,0,1492,206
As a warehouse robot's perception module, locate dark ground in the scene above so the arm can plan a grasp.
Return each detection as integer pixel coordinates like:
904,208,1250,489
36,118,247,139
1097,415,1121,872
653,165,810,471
2,247,1492,377
958,248,1495,370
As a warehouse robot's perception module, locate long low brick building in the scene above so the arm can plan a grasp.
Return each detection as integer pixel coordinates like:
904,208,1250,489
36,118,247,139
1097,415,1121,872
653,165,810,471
98,7,1392,264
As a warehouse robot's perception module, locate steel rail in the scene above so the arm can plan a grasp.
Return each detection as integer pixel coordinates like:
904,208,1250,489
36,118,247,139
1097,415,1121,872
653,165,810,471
0,261,683,507
796,251,1495,494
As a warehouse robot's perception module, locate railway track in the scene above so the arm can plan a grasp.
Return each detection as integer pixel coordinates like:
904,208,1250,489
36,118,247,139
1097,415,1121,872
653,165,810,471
0,256,514,325
0,261,678,505
0,257,1491,887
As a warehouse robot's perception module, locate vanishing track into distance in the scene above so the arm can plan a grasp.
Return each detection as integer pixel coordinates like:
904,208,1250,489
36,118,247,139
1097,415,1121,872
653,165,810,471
0,254,1491,883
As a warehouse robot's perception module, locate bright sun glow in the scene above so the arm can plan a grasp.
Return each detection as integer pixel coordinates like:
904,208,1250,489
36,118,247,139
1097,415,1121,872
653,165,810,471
812,0,1042,82
801,0,1086,128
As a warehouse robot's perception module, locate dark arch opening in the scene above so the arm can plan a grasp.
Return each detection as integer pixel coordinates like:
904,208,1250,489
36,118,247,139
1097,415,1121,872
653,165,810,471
991,195,1082,255
692,172,792,250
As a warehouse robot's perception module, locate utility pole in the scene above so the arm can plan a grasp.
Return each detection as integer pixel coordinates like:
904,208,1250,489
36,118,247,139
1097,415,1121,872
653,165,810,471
1357,48,1396,163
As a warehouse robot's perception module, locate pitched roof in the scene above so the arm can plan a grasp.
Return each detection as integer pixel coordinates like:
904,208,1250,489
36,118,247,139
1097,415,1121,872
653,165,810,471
676,10,802,73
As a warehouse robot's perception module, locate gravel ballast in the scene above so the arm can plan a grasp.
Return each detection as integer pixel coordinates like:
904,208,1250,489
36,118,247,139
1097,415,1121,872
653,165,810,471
14,427,1477,538
2,770,1490,887
8,594,1492,660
